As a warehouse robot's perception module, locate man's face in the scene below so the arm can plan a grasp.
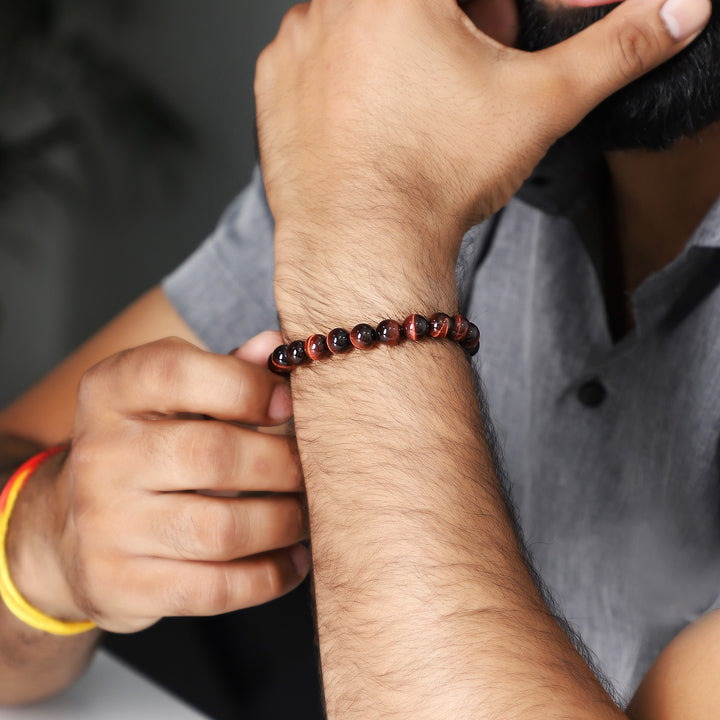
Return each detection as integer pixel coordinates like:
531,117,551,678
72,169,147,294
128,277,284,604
515,0,720,150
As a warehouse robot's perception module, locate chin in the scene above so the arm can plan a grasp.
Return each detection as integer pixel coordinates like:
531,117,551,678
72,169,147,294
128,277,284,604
516,0,720,151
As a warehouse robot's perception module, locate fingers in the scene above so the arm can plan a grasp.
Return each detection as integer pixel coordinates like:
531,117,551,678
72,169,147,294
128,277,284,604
81,337,292,425
94,546,311,631
534,0,711,130
136,419,302,492
135,493,308,561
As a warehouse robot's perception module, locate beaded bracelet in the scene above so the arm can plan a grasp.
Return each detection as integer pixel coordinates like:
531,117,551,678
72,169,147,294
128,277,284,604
268,312,479,375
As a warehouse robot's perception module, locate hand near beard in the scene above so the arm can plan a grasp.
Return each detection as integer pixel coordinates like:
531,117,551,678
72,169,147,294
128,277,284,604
255,0,710,331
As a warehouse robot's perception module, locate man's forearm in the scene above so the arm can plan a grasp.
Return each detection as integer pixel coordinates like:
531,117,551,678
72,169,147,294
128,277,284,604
0,438,100,705
289,323,623,719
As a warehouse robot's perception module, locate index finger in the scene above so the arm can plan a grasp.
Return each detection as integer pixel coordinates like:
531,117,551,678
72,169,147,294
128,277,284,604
96,337,292,425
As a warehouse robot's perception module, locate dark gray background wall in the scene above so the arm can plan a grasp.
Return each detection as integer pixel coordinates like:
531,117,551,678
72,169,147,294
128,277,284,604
0,1,293,406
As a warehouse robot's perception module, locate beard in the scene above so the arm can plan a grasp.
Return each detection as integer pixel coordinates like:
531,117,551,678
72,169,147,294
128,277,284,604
515,0,720,150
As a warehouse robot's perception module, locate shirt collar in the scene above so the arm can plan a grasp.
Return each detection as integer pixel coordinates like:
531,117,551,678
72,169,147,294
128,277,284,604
688,193,720,250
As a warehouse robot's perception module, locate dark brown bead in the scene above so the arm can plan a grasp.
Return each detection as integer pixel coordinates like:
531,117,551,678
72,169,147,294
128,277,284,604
403,314,428,341
288,340,309,365
268,345,292,375
376,319,403,345
327,328,352,354
461,323,480,355
465,339,480,357
428,312,453,339
350,323,377,349
461,322,479,345
306,334,330,361
450,314,469,342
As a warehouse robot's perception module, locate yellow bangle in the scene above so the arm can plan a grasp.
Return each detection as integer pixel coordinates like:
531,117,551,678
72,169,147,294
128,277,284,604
0,446,96,636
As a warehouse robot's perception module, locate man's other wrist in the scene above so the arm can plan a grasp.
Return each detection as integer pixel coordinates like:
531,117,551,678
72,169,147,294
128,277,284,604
4,448,87,624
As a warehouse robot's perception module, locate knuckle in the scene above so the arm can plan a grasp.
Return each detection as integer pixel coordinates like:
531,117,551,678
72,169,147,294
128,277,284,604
182,570,232,615
139,340,189,393
187,425,236,480
167,501,245,560
262,561,286,600
75,362,108,412
613,21,660,79
210,504,247,557
280,2,308,30
165,508,203,559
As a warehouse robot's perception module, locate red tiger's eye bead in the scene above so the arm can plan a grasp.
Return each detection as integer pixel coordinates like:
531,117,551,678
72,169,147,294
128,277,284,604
306,333,330,360
465,339,480,356
461,323,480,355
327,328,352,354
350,323,377,349
403,314,428,341
376,319,403,345
268,345,292,375
428,312,453,339
288,340,309,365
450,314,469,342
462,322,479,345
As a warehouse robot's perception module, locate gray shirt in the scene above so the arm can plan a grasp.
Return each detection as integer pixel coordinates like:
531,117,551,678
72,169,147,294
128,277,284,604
164,153,720,703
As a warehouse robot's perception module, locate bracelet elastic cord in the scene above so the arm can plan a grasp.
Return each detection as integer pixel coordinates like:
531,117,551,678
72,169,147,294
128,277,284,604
269,312,479,375
0,446,97,636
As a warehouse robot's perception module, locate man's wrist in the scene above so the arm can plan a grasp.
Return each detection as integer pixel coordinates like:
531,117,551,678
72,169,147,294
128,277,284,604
274,233,461,337
5,449,87,623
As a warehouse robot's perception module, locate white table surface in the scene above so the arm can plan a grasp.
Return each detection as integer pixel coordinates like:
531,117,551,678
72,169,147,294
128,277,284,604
0,649,209,719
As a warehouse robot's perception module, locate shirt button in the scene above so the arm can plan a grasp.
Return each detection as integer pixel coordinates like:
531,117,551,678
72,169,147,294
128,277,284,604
577,379,607,408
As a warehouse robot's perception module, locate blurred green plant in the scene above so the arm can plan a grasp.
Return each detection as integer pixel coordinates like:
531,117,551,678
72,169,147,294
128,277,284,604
0,0,193,211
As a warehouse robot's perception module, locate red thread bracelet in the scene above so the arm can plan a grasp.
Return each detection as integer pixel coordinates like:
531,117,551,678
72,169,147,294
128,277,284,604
0,445,96,635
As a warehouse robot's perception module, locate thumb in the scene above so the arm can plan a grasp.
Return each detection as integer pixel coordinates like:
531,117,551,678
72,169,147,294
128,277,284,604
230,330,284,367
230,331,293,429
536,0,711,130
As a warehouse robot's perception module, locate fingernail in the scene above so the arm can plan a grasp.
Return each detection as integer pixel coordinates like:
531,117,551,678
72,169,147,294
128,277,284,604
289,544,311,578
268,382,293,421
660,0,711,41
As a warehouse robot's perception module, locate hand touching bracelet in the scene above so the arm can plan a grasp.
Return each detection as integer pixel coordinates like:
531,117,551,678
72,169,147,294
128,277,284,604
268,313,479,375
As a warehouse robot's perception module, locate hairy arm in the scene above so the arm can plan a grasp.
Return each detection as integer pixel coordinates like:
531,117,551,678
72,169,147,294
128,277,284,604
255,0,714,715
281,274,622,719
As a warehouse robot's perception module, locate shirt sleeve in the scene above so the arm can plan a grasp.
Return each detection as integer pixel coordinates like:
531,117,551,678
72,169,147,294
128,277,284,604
162,166,279,353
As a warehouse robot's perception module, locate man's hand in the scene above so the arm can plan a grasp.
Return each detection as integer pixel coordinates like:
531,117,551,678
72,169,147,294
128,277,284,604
255,0,710,329
6,333,309,634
